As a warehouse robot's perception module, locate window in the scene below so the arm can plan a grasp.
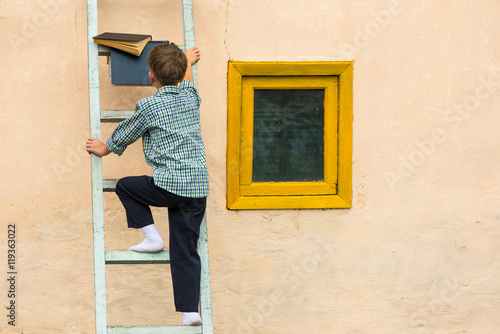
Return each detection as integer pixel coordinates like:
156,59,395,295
227,61,353,209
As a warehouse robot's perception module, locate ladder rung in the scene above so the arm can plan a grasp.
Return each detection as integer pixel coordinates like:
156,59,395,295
98,45,111,56
101,110,135,122
107,325,202,334
105,250,170,264
103,179,118,192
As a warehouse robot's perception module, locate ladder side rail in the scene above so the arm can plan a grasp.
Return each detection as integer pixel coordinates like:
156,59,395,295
182,2,213,332
86,0,107,333
197,214,213,333
182,0,197,87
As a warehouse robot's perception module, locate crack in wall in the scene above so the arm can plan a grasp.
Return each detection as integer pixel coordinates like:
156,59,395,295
223,0,230,59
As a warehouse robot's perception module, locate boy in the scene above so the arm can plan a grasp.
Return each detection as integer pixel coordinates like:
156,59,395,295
86,44,208,326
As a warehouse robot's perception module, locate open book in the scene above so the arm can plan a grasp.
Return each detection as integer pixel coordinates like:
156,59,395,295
93,32,152,56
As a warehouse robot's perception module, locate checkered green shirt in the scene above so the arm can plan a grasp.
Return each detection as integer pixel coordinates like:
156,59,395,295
106,80,209,198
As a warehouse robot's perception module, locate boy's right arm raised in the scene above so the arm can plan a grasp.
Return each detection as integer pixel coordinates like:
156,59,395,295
183,47,200,83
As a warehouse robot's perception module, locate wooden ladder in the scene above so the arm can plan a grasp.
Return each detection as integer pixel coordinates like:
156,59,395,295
85,0,213,333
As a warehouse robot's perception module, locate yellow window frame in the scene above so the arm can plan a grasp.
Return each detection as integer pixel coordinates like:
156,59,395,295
227,61,353,209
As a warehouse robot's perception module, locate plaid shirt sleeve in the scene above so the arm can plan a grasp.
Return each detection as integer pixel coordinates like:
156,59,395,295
179,80,201,108
106,105,149,156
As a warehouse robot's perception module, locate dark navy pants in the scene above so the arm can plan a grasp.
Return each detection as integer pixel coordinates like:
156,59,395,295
115,175,206,312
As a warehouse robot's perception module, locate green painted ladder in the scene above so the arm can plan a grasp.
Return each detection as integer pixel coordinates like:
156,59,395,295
86,1,213,333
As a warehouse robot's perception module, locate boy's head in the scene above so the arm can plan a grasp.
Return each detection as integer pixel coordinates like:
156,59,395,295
148,43,187,87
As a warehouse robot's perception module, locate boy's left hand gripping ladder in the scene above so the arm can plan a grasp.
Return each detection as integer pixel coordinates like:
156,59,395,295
86,1,213,333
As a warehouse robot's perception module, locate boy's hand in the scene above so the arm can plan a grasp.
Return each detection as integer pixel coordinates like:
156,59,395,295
185,47,200,65
86,137,111,157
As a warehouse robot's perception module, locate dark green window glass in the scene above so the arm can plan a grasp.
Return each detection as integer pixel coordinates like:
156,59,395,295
252,89,324,182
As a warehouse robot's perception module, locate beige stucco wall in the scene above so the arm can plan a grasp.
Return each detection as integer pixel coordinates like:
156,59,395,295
1,0,500,333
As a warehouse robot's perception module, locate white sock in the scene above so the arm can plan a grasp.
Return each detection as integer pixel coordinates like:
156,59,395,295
128,224,165,253
182,312,202,326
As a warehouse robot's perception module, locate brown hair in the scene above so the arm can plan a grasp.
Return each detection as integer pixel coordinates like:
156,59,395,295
148,43,187,86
